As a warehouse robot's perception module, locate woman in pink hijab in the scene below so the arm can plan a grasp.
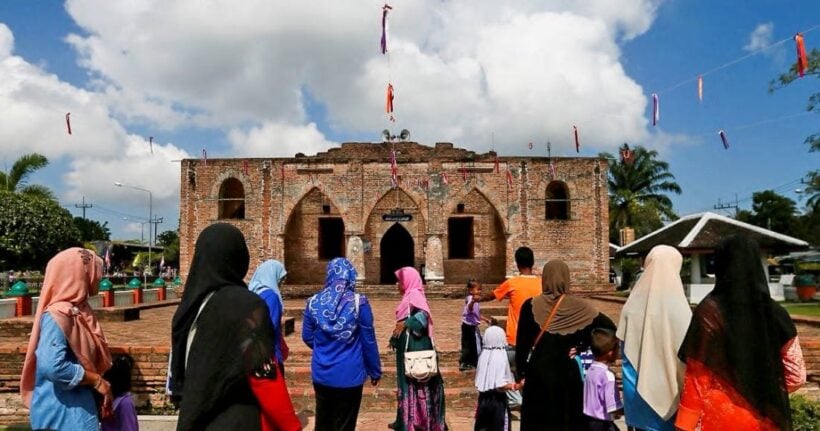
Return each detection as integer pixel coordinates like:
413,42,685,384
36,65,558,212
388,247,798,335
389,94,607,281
389,267,446,431
20,247,113,431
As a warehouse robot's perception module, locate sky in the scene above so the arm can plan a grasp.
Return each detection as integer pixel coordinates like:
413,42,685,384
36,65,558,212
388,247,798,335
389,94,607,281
0,0,818,241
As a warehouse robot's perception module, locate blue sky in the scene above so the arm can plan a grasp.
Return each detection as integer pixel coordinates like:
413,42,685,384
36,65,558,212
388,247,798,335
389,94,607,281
0,0,817,241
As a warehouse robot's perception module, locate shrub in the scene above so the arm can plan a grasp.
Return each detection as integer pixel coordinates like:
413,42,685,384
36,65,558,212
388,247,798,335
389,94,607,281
791,394,820,431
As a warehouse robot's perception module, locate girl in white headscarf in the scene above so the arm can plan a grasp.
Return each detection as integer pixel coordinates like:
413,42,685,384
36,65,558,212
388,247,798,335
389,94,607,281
474,326,521,431
616,245,692,431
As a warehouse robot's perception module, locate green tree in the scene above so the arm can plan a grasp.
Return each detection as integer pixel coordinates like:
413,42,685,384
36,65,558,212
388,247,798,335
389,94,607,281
600,145,682,243
157,229,180,266
736,190,800,237
73,217,111,241
770,48,819,208
0,191,80,269
0,153,55,200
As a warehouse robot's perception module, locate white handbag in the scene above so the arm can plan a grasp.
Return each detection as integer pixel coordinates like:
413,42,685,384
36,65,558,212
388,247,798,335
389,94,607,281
403,329,439,382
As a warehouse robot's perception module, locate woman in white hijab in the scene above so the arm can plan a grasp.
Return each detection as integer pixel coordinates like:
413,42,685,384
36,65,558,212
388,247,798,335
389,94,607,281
474,326,520,431
616,245,692,431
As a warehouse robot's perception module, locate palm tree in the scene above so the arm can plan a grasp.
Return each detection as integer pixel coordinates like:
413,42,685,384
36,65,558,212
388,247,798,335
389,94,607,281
600,145,682,242
0,153,55,200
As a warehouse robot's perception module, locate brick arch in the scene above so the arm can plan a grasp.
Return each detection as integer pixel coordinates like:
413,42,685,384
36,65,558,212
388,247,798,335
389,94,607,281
362,188,427,284
284,185,347,230
209,170,254,198
443,185,508,233
208,171,254,221
283,187,346,284
361,185,428,231
442,187,507,284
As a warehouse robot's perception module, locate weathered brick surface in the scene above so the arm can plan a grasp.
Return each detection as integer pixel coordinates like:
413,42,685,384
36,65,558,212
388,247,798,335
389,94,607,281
180,142,612,292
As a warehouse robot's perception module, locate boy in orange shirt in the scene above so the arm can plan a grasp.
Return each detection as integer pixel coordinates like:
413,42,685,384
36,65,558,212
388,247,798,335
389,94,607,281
476,246,541,407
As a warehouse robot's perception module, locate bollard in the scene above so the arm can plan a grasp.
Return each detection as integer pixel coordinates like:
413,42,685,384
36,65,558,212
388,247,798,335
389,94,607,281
8,281,31,316
154,278,167,301
99,278,114,307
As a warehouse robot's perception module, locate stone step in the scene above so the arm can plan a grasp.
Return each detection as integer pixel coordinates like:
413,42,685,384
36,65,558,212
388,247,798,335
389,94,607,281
285,349,463,365
283,284,467,300
287,385,479,411
284,366,478,389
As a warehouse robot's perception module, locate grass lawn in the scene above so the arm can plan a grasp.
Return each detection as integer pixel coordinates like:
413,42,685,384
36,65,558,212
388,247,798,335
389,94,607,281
782,302,820,317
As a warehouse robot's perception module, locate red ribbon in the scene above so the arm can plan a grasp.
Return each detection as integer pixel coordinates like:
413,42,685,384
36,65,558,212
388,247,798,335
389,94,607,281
461,162,467,181
65,112,72,135
494,155,500,173
243,160,249,176
795,33,808,78
506,170,513,187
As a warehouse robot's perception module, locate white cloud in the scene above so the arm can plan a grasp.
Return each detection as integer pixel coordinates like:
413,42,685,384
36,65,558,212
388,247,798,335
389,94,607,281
63,0,658,154
228,121,336,157
744,22,774,52
62,136,190,229
0,24,13,59
0,29,128,161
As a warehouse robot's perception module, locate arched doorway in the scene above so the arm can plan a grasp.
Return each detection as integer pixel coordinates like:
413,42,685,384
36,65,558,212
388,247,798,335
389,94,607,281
380,223,414,284
284,187,344,284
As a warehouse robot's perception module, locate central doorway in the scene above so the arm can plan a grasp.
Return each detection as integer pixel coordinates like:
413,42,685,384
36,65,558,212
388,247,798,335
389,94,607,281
380,223,414,284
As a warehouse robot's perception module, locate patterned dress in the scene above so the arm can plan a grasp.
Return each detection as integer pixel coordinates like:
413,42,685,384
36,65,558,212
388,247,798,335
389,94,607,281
391,310,447,431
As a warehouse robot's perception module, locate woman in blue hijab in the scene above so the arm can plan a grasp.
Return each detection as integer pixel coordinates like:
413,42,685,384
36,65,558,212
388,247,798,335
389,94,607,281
248,260,288,366
303,257,382,431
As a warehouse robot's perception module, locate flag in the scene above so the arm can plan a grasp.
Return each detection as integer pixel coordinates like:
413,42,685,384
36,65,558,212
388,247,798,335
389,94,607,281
461,162,467,181
652,93,659,126
380,4,392,55
506,169,513,187
104,248,111,270
494,154,500,173
441,171,448,185
149,136,154,154
386,83,395,121
202,149,208,166
160,254,165,270
548,161,556,178
133,254,141,268
697,75,703,102
65,112,72,135
243,160,249,176
795,33,808,77
528,142,533,150
573,125,580,153
718,130,730,149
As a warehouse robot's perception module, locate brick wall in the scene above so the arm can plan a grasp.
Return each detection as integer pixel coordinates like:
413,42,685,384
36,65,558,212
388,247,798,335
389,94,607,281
0,345,175,425
179,142,612,293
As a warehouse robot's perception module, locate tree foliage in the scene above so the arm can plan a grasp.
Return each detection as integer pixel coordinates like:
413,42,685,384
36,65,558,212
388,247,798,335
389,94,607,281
600,145,682,243
73,217,111,241
736,190,798,236
157,229,180,266
0,191,80,270
0,153,55,201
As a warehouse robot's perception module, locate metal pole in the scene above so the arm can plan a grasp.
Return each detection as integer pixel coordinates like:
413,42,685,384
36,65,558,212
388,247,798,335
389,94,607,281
148,191,152,276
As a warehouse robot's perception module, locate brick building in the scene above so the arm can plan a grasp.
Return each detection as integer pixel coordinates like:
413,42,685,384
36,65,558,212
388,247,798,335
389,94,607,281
179,141,611,292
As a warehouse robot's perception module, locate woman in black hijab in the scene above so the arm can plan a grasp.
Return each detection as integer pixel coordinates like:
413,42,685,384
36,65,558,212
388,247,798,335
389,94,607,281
170,223,275,431
676,235,805,431
515,260,616,431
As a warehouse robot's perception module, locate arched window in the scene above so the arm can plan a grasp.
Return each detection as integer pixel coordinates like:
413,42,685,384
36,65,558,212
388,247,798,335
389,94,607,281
218,178,245,219
545,181,570,220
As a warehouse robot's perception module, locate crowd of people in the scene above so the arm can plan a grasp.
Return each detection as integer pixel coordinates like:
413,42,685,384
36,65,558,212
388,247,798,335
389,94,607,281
19,224,809,431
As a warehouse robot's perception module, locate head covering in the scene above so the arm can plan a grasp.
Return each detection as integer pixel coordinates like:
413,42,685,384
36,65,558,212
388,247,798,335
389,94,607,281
531,260,598,335
475,326,514,392
679,235,796,431
617,245,691,420
170,223,273,431
306,258,360,343
248,259,287,307
21,247,111,407
395,266,434,340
